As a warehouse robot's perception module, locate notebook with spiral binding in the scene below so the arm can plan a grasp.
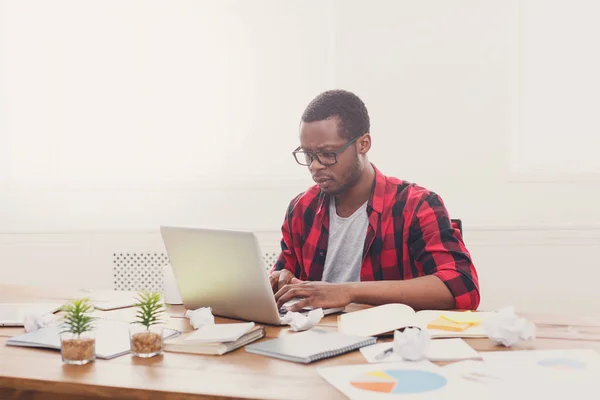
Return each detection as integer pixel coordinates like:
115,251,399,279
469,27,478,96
245,328,376,364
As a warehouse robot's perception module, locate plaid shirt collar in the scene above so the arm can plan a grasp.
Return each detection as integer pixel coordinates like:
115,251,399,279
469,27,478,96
315,163,386,217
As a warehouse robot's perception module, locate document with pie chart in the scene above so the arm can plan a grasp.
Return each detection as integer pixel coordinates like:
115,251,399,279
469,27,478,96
480,349,600,379
317,362,485,399
480,349,600,398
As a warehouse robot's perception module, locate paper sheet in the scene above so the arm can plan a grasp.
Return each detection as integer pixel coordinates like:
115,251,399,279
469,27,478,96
442,360,503,384
317,361,489,400
79,289,139,310
361,338,480,363
481,349,600,376
479,350,600,399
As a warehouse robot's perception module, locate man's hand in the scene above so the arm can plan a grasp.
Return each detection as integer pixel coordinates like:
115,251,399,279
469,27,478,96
269,269,302,293
275,281,353,312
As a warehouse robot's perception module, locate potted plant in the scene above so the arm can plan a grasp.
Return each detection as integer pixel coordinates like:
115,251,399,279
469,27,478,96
129,291,166,358
60,298,96,365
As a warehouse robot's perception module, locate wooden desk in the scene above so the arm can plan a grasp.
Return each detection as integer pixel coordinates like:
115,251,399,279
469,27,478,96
2,285,600,400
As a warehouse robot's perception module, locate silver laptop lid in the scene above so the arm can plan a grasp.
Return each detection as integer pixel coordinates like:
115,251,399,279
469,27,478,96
160,226,282,325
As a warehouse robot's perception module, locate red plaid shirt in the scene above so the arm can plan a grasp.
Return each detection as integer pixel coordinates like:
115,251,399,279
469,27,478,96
273,165,480,310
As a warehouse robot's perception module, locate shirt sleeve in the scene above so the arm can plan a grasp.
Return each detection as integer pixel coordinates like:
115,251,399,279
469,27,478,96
272,196,302,277
408,192,480,310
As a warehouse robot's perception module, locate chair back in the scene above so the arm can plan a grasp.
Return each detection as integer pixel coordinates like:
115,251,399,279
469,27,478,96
451,219,463,237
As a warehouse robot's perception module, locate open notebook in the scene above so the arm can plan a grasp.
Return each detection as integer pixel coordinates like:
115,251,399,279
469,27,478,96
338,304,494,338
6,319,179,359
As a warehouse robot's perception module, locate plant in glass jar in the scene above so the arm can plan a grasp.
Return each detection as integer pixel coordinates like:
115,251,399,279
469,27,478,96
60,298,96,365
129,291,166,358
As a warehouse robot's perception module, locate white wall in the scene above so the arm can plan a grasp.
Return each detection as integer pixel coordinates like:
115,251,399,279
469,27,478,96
516,0,600,176
1,0,599,316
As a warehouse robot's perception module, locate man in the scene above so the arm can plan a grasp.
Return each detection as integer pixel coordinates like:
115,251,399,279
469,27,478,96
270,89,480,312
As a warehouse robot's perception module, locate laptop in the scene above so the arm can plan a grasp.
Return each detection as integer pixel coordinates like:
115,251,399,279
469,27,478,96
0,303,62,327
159,226,344,326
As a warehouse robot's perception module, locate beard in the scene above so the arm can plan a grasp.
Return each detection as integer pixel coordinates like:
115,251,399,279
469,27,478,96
325,155,363,196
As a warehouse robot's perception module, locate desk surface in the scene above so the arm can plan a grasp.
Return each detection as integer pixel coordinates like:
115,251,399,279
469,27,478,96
2,284,600,400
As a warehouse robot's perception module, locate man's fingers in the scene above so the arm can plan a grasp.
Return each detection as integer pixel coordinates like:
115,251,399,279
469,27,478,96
278,270,292,287
276,287,312,309
269,272,280,292
290,277,302,284
286,298,310,313
274,283,293,302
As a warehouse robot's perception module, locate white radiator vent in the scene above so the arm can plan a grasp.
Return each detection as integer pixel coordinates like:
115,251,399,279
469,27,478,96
263,251,279,272
112,251,278,291
112,253,168,292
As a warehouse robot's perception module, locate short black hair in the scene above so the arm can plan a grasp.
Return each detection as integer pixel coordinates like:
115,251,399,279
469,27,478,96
301,89,370,140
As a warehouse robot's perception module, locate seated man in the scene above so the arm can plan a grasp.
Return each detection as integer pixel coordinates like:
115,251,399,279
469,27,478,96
270,90,480,312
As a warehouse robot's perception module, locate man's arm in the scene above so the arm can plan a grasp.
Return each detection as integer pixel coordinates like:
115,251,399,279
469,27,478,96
275,275,454,312
347,275,454,310
405,192,480,310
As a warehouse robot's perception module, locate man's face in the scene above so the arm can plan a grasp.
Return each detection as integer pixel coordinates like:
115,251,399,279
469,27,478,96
298,117,364,196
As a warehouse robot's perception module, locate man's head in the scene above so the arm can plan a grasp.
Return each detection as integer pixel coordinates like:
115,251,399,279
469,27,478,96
294,89,371,196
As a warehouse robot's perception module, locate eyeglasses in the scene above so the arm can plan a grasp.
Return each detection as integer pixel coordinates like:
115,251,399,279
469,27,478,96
292,134,364,167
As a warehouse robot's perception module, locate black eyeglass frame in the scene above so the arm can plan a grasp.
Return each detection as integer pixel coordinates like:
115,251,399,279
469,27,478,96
292,133,365,167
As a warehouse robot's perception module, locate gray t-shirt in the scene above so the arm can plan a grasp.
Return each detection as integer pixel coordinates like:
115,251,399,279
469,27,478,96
321,198,369,283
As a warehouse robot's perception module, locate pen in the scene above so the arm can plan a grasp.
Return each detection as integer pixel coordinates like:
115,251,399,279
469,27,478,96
374,346,394,361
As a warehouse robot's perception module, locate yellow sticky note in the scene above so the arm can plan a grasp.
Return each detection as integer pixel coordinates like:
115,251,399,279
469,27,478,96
440,312,483,325
427,317,472,332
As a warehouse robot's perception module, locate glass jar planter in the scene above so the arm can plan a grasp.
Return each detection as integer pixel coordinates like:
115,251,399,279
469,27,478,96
129,323,164,358
60,331,96,365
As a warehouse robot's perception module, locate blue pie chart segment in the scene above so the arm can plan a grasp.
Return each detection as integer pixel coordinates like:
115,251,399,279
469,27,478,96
386,370,447,394
350,370,447,394
538,358,586,370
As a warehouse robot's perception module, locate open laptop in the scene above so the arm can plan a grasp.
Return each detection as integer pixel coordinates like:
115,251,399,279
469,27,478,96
159,226,344,326
0,303,62,327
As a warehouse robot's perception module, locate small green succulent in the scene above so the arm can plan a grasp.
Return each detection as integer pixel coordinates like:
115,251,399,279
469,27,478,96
133,291,165,329
61,298,96,337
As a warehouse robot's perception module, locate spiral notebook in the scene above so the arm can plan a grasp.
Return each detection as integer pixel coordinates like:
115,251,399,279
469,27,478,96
245,329,376,364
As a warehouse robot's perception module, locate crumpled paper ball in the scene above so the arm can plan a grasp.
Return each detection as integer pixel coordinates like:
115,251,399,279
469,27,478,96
185,307,215,329
393,327,431,361
23,312,57,332
483,306,536,347
281,308,324,331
